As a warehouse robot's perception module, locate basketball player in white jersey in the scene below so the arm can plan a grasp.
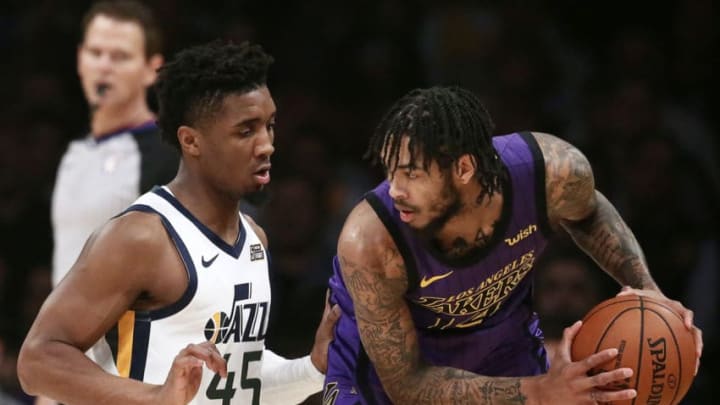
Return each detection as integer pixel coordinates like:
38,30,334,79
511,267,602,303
18,40,340,404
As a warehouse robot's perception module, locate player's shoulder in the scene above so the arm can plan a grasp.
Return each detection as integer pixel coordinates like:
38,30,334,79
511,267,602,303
526,131,568,149
339,200,393,257
527,131,591,171
70,209,171,285
526,131,583,153
96,209,168,252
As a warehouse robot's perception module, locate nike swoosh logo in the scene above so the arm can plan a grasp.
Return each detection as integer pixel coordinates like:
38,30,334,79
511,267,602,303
419,271,454,288
201,253,219,268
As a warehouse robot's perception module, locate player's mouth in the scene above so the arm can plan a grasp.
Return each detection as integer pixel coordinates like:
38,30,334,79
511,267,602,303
253,165,271,185
395,205,416,222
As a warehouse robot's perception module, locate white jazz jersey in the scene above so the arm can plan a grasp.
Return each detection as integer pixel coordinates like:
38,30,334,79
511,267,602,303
91,186,271,404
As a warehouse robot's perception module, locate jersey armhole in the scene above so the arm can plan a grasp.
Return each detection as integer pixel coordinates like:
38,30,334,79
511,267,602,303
364,192,420,293
518,131,554,238
121,204,199,321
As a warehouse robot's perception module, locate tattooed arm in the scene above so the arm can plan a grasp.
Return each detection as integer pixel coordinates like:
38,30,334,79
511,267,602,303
337,200,635,404
535,132,657,290
534,132,702,366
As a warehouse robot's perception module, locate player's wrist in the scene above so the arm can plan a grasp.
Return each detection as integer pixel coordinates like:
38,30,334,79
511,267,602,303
520,375,545,405
309,347,326,374
305,354,326,381
150,383,173,405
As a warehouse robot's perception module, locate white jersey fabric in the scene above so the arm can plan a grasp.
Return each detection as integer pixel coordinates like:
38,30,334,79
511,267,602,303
91,186,322,404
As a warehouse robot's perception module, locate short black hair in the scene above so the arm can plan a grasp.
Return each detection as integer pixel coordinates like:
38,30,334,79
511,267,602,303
154,40,274,149
366,86,504,197
81,0,163,58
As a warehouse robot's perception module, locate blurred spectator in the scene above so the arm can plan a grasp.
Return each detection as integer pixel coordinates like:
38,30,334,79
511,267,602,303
533,243,613,359
261,177,329,355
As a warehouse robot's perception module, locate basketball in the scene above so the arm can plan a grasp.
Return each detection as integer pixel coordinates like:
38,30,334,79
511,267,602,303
570,295,696,405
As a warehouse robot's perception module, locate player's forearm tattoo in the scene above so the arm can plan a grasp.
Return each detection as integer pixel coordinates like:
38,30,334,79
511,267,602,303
536,133,656,290
341,252,416,382
411,369,527,404
340,250,528,404
563,194,655,289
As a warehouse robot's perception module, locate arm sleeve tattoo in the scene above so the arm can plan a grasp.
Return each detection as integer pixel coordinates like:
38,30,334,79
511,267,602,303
536,132,659,290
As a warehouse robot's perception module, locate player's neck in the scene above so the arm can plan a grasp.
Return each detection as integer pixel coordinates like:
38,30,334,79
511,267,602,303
90,99,154,137
167,166,242,246
435,188,504,257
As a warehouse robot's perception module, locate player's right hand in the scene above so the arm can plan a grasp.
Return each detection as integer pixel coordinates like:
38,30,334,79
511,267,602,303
155,341,227,405
536,321,637,404
311,289,342,374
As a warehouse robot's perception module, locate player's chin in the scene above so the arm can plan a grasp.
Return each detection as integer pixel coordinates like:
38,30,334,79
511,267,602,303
243,188,269,206
408,218,432,232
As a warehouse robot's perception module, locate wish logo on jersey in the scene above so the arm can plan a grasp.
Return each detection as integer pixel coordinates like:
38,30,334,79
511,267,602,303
204,283,270,344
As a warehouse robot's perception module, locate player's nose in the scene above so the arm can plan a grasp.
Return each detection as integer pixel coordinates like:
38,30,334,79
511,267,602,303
254,129,274,157
388,178,406,200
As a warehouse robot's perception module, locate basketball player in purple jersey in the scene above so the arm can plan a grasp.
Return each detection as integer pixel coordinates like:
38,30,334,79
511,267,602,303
323,86,702,404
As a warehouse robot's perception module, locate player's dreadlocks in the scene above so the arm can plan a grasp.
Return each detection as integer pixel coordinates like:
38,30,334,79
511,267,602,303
366,86,504,198
154,40,274,149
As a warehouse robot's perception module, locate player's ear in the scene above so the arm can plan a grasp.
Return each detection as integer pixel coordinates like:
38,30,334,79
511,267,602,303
455,154,477,184
178,125,200,157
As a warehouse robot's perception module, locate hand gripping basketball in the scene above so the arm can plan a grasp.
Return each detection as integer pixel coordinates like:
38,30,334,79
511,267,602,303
535,320,637,404
571,295,697,405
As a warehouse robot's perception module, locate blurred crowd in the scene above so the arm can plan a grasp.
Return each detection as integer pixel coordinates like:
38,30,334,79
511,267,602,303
0,0,717,403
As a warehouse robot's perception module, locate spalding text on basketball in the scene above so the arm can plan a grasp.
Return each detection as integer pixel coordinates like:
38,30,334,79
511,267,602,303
647,337,668,404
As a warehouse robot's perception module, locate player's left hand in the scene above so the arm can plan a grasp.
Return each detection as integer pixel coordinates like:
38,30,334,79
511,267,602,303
617,286,703,374
310,289,342,374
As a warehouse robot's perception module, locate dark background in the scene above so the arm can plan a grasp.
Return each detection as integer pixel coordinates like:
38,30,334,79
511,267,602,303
0,0,717,403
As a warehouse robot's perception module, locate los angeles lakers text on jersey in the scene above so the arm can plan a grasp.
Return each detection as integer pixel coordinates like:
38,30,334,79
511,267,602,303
415,250,536,329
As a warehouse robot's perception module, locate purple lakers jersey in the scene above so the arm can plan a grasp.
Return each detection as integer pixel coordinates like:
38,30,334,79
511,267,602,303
324,132,553,404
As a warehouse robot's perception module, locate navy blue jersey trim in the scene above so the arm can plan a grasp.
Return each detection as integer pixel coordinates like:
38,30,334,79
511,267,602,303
364,192,419,293
129,312,152,381
518,131,554,238
106,323,119,366
152,187,246,258
124,204,199,320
